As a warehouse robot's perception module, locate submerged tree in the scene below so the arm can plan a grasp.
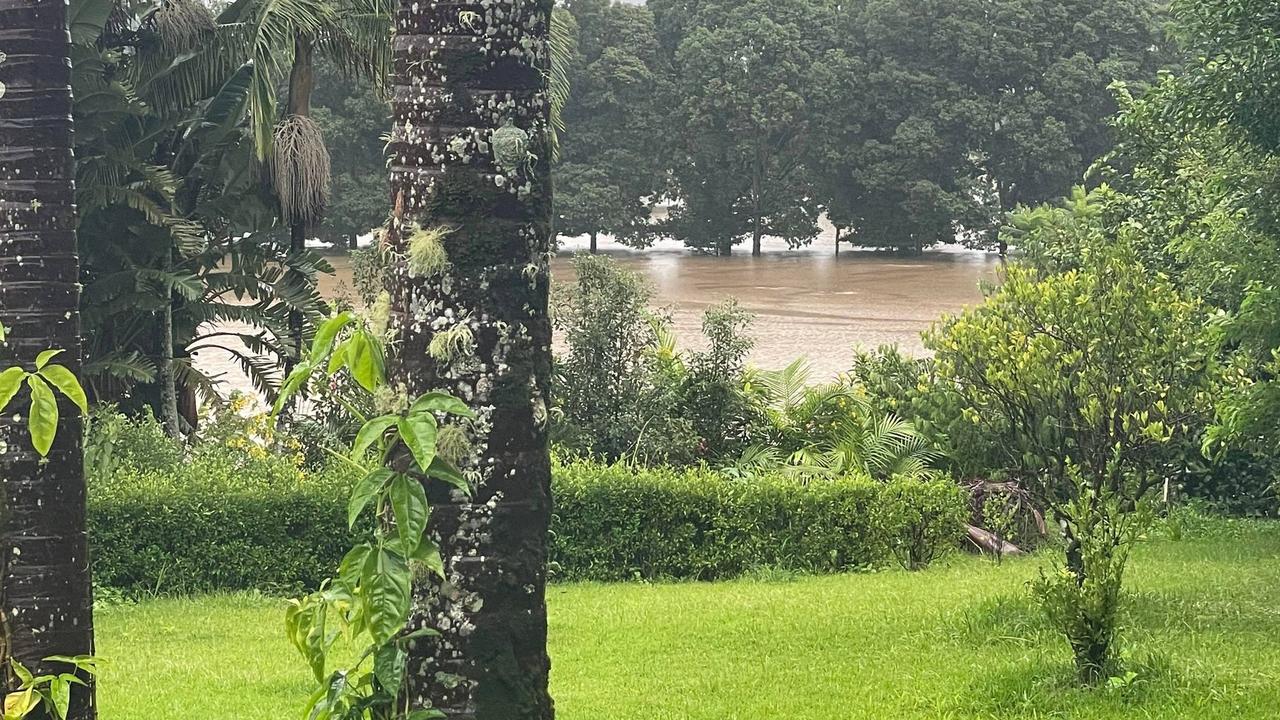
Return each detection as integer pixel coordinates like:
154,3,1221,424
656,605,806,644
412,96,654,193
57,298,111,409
386,0,555,717
0,0,96,716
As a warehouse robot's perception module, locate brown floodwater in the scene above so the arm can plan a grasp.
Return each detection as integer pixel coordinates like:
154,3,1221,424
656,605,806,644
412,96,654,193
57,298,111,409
194,229,1002,399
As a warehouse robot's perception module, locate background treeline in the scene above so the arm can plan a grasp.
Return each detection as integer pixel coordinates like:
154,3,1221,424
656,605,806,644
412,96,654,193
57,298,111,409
316,0,1173,254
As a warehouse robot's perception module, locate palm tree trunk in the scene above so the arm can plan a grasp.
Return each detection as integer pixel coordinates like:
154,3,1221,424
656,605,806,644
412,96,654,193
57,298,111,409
158,296,182,438
285,34,316,368
0,2,97,717
389,1,555,718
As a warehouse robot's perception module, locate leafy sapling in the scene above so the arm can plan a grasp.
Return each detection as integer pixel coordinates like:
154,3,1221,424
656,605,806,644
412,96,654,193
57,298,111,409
274,312,475,720
2,655,100,720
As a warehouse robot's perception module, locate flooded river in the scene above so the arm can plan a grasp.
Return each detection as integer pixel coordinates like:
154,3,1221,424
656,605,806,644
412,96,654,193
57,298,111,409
195,229,1002,399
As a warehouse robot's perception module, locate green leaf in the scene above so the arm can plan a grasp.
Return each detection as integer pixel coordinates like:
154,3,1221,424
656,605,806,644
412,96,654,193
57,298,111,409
0,321,6,342
352,415,399,460
397,414,438,475
34,349,63,370
43,656,99,676
37,365,87,415
49,677,70,720
389,474,429,554
272,361,312,417
372,642,407,693
68,0,113,44
410,391,476,419
284,598,323,683
3,688,37,719
27,375,59,457
348,468,394,529
405,710,446,720
427,456,470,494
346,331,384,392
410,540,445,579
362,547,411,645
337,543,373,588
0,367,25,413
310,312,355,361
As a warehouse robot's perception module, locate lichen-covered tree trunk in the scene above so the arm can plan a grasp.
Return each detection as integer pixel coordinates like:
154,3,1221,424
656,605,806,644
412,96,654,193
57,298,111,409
388,1,555,718
0,1,96,717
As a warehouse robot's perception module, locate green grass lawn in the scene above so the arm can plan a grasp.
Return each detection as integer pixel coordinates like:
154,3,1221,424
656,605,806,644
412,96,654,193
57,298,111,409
96,519,1280,719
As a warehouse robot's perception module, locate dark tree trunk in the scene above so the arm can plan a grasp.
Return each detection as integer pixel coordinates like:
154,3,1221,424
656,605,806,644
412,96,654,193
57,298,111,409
0,1,96,717
389,1,555,718
285,34,315,369
589,230,597,254
158,298,182,438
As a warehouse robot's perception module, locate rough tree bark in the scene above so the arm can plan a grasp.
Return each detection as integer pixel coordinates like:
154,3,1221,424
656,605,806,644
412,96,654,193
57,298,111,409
0,1,96,717
388,1,555,718
285,33,316,368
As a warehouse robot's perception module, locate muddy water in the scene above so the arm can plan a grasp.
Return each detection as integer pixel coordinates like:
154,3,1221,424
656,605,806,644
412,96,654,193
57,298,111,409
194,230,1000,399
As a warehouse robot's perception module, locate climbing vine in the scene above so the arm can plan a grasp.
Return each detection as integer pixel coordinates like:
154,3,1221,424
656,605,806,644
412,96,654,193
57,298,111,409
275,312,473,720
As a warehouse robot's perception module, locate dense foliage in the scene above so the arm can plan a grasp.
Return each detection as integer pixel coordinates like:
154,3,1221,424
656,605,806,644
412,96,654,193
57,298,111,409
83,410,966,593
301,0,1170,255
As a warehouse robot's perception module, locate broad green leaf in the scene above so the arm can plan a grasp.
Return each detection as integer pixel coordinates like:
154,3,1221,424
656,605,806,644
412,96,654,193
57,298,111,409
37,365,87,414
326,339,348,375
397,414,438,475
43,657,98,676
389,474,429,554
27,375,59,457
399,625,442,643
346,331,384,392
284,599,322,682
271,361,312,417
310,312,355,361
405,711,446,720
49,677,70,720
362,547,411,645
410,391,476,419
34,349,63,370
372,642,407,693
348,469,394,529
3,689,36,719
0,321,6,342
351,415,399,460
410,540,445,579
427,456,470,494
10,661,32,685
0,367,25,413
338,543,373,588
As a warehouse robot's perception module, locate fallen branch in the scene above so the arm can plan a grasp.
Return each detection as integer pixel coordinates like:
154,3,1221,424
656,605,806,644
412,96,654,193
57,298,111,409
966,524,1024,556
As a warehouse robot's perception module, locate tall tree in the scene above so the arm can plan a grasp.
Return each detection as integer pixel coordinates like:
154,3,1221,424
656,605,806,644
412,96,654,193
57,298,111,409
556,0,666,251
663,0,827,255
388,0,555,717
221,0,392,361
0,0,96,716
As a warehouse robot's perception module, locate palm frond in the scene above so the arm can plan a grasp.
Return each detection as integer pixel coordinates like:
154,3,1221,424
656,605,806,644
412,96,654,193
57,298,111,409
548,7,579,161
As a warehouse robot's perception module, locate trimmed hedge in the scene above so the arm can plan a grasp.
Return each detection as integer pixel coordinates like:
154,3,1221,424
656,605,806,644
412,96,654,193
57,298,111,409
88,454,966,594
88,427,361,595
553,461,893,580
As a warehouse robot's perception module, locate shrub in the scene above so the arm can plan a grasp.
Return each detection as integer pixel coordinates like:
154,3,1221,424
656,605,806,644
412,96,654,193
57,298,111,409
877,476,968,571
550,461,966,581
87,444,968,592
87,405,361,595
929,222,1219,684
